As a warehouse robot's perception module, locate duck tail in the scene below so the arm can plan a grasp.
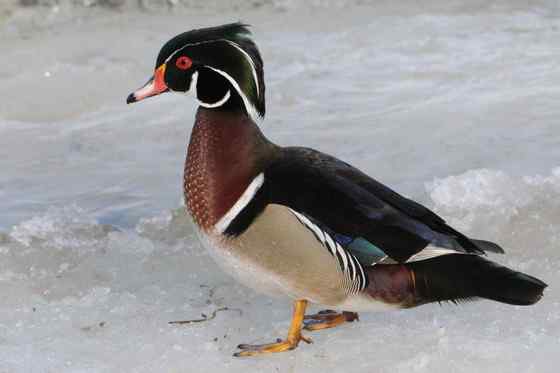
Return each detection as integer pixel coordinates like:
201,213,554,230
407,254,547,306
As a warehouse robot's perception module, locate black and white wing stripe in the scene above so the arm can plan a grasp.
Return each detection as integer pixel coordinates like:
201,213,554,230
289,209,368,293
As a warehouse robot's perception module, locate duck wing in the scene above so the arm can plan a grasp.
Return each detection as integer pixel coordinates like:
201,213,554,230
262,146,502,263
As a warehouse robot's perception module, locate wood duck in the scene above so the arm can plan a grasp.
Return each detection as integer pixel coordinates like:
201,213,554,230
127,23,547,357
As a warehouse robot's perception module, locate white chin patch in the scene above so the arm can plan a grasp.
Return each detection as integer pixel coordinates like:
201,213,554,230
178,67,258,120
197,89,231,109
183,69,231,109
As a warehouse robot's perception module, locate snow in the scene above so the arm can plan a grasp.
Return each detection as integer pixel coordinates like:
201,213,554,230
1,1,559,372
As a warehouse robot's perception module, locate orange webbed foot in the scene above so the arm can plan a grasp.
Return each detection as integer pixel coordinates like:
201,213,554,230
303,309,359,331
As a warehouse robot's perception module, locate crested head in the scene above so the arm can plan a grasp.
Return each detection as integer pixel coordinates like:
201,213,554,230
128,23,265,121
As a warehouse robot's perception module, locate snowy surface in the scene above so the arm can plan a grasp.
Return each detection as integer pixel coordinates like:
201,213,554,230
1,1,559,372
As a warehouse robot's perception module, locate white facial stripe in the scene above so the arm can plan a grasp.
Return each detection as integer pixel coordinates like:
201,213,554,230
164,38,261,121
198,89,231,108
165,40,219,64
205,66,260,122
224,40,260,97
214,173,265,234
165,39,258,96
179,67,246,114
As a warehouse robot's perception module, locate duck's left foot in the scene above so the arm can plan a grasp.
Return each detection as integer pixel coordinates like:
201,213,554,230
234,299,311,357
303,310,359,331
234,334,312,357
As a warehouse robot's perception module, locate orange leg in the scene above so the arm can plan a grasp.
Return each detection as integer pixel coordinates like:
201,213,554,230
303,309,359,331
234,299,312,357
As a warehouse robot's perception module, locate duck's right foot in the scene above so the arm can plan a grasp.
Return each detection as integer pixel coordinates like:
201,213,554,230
303,310,359,331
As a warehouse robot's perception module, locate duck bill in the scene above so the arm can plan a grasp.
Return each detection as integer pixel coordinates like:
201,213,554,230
127,64,168,104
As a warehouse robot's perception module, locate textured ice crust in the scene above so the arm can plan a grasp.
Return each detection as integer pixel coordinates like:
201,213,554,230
0,169,558,372
427,168,560,232
2,2,560,372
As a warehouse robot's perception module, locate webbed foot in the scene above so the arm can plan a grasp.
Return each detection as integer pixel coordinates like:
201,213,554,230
234,334,312,357
234,299,311,357
303,309,359,331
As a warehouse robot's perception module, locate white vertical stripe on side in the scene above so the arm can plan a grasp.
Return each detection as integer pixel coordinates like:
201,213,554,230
214,173,265,234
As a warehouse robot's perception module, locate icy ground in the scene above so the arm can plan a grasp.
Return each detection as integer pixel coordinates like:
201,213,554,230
1,1,559,372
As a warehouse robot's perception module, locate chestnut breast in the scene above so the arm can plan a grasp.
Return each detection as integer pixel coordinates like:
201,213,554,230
184,108,273,232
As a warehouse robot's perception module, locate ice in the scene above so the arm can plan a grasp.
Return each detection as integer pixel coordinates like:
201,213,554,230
427,169,533,231
1,1,559,372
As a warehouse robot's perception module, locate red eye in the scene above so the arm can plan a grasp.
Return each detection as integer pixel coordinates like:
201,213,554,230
175,56,192,70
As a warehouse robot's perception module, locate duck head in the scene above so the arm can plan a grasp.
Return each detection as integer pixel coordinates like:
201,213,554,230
127,23,265,121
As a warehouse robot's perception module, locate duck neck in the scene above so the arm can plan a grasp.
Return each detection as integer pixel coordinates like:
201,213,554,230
184,107,272,232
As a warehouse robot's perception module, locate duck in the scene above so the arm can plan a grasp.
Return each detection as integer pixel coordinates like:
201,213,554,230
126,23,547,357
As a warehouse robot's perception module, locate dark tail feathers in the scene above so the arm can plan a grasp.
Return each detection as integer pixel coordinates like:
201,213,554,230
470,239,505,254
408,254,547,306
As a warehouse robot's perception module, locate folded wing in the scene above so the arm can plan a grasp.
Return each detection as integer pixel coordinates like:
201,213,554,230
264,147,502,263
